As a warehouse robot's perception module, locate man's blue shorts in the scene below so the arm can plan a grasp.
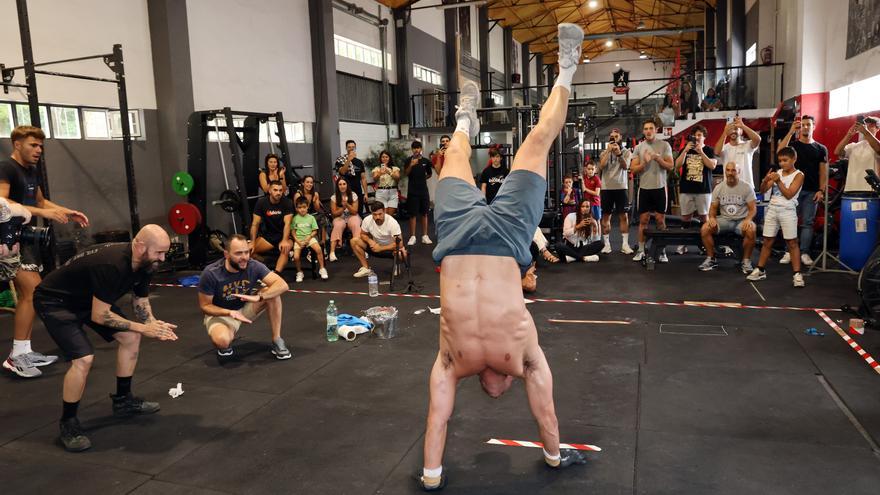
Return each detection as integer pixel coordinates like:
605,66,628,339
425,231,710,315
432,170,546,275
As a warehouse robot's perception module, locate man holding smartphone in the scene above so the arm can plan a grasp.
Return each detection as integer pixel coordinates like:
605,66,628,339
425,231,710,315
405,140,434,246
714,116,761,188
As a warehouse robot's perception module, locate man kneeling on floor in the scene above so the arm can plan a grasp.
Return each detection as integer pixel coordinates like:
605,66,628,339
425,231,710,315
350,201,408,278
699,162,757,272
33,224,178,452
198,234,291,360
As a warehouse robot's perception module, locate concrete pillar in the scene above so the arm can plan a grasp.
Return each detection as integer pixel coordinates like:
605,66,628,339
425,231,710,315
308,0,340,195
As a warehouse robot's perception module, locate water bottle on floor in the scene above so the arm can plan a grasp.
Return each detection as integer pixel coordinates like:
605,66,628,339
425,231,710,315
326,300,338,342
368,271,379,297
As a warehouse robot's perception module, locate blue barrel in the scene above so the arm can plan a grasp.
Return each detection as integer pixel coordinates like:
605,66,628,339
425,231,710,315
841,195,880,270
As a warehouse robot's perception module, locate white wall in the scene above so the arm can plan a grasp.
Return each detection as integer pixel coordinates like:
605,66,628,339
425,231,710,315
338,121,390,157
572,50,672,100
410,5,445,43
755,0,781,107
0,0,156,109
187,0,314,122
489,25,504,72
822,0,880,92
332,0,397,84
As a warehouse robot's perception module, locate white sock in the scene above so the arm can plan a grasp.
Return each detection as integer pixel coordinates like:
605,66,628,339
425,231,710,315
638,241,645,252
602,234,610,245
454,116,471,138
423,466,442,478
11,339,31,358
553,65,576,91
622,233,630,244
543,448,561,461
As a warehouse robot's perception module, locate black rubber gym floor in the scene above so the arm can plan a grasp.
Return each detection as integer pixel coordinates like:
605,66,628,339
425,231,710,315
2,237,880,494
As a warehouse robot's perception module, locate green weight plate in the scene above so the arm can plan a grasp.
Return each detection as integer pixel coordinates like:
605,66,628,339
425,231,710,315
171,171,194,196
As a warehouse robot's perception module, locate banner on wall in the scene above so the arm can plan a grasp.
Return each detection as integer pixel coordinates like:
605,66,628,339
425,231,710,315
612,69,630,94
846,0,880,59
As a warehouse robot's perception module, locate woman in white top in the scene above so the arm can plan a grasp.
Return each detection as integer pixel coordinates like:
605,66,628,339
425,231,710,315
554,199,604,263
329,178,362,262
747,147,806,287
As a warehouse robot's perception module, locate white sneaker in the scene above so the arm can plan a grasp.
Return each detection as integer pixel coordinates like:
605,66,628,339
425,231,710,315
556,23,585,70
295,271,304,283
455,80,481,137
421,235,433,245
658,250,669,263
793,272,805,287
319,267,328,280
407,236,417,246
3,355,41,378
25,351,59,367
600,244,612,254
565,255,577,263
747,267,767,281
632,250,645,262
329,252,338,262
801,253,814,266
675,245,687,255
353,266,372,278
583,255,599,262
780,252,791,264
621,244,634,255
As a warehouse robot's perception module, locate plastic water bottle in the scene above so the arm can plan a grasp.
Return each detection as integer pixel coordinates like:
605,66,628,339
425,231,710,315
368,272,379,297
326,300,338,342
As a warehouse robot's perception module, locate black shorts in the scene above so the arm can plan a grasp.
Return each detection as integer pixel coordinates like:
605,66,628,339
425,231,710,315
407,193,430,216
600,189,629,214
34,294,124,360
638,187,668,214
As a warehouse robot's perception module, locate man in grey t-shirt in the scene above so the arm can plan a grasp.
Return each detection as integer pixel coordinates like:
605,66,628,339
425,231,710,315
630,120,674,262
699,162,757,272
598,128,634,254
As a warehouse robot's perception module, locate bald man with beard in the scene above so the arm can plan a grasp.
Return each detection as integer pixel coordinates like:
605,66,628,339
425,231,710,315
33,224,178,452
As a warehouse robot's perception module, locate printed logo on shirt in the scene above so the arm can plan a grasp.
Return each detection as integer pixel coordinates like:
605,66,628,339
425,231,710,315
685,154,704,183
264,208,283,217
488,176,505,185
221,279,256,302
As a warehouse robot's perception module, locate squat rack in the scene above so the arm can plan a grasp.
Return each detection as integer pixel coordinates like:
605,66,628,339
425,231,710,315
0,0,140,234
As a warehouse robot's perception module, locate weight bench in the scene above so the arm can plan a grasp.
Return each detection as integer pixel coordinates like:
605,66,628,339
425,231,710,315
643,226,744,271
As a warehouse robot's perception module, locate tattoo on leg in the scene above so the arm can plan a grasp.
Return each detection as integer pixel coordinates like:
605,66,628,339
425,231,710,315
133,304,150,323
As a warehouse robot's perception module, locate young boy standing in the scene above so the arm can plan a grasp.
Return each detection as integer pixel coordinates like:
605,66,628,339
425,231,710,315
581,162,602,221
747,147,805,287
291,199,329,282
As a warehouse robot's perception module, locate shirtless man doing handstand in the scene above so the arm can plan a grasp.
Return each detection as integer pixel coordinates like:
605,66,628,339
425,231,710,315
419,23,587,491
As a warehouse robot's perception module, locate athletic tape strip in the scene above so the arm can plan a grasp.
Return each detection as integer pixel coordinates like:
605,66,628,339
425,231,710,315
149,284,839,312
815,310,880,375
486,438,601,452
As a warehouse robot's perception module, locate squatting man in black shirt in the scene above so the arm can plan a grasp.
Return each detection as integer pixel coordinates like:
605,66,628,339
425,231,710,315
32,224,177,452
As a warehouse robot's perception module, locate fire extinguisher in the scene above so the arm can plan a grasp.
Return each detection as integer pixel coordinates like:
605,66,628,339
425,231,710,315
761,46,773,65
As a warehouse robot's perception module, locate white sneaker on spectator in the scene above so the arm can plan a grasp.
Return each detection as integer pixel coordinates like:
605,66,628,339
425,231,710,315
621,244,634,255
421,235,433,245
583,255,599,262
329,252,338,262
780,252,791,264
407,236,417,246
746,267,767,281
675,245,687,255
319,267,328,280
632,250,645,262
793,272,805,287
295,271,304,283
801,253,814,266
658,250,669,263
601,244,612,254
565,255,577,263
741,259,754,274
353,266,372,278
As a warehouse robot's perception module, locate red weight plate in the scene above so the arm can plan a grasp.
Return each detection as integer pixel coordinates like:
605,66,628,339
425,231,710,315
168,203,202,235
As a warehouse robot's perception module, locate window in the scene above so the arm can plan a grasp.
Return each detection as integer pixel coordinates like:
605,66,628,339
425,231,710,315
207,116,244,142
413,64,442,86
333,34,392,70
829,73,880,119
0,103,13,137
259,121,308,143
14,104,50,137
491,92,504,106
50,107,82,139
108,110,142,138
745,43,757,66
82,109,110,139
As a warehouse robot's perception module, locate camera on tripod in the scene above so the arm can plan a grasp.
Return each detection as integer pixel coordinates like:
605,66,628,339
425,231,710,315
0,217,51,250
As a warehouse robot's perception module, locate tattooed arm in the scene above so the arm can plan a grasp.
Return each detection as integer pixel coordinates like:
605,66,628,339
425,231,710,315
91,297,177,341
132,296,156,324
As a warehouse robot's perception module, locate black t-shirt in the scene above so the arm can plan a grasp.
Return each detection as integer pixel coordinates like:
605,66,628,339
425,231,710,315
789,140,827,192
679,145,716,194
253,196,293,243
480,166,508,204
405,155,433,195
334,156,365,195
35,243,150,311
0,157,39,206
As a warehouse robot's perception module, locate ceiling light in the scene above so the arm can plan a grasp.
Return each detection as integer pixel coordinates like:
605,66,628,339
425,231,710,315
605,40,613,47
637,21,646,30
588,0,598,7
639,54,648,59
615,63,620,67
584,58,590,63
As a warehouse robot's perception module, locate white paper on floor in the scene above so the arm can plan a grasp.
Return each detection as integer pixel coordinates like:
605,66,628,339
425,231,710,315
168,382,184,398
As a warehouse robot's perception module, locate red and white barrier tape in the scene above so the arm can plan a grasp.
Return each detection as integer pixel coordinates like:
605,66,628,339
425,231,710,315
150,284,839,312
486,438,601,452
815,310,880,375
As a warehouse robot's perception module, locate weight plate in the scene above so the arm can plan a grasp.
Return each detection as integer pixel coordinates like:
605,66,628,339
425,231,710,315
171,171,194,196
168,202,201,235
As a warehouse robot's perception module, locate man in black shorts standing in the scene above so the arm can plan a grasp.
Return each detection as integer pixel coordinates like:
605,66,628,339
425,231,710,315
0,125,90,379
33,224,178,452
630,120,674,263
250,180,294,274
598,128,633,254
405,140,434,246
